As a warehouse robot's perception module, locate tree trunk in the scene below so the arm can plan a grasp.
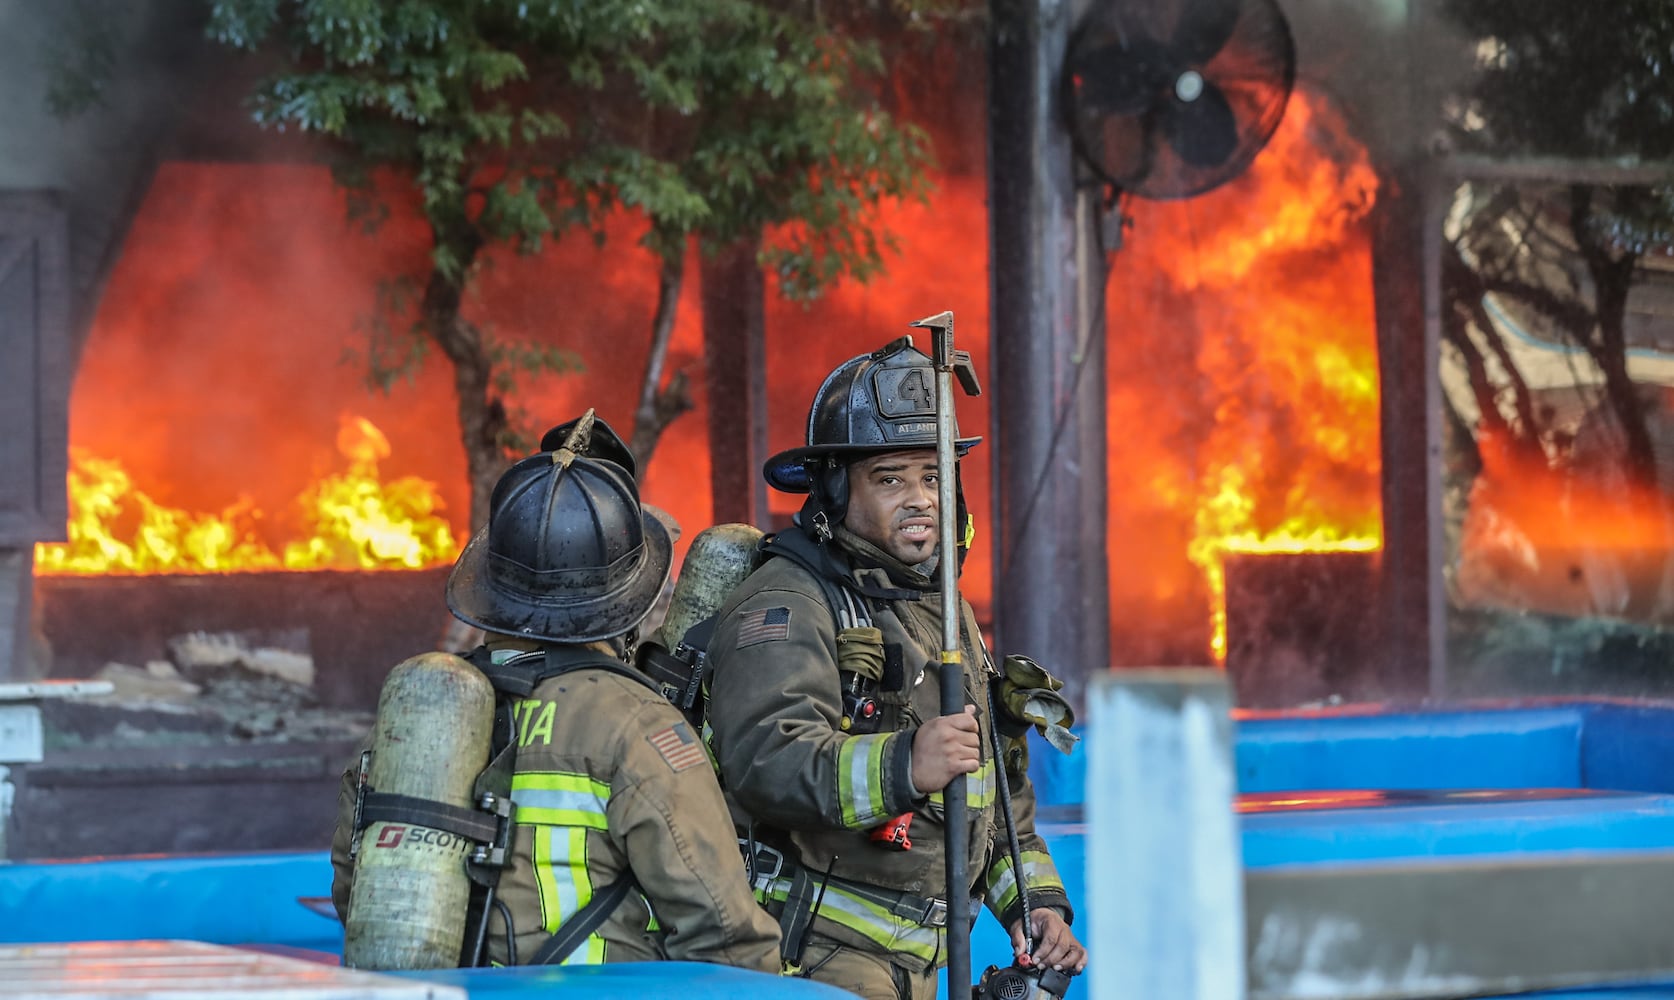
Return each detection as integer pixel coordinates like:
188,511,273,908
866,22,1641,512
420,221,503,533
1570,185,1657,490
628,249,695,474
700,233,769,527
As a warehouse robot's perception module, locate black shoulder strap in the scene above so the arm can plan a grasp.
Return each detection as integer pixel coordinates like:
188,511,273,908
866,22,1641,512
759,530,868,619
528,873,641,966
761,528,920,604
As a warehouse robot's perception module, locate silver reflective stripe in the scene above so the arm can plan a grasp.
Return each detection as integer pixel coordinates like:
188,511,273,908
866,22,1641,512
984,850,1063,914
837,733,891,827
760,876,941,962
512,772,610,828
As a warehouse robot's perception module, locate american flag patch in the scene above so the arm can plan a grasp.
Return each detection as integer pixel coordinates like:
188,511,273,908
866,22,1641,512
736,606,792,647
648,721,706,773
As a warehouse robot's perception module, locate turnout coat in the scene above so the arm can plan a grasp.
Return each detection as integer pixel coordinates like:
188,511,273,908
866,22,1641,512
704,527,1071,974
330,642,780,970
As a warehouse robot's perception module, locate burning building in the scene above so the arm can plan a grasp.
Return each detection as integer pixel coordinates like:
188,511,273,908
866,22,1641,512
11,0,1664,833
1,2,1434,715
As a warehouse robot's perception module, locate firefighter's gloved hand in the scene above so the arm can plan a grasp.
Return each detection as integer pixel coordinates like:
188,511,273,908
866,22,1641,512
999,655,1078,756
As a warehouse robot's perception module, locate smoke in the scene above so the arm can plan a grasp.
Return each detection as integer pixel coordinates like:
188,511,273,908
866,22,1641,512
1282,0,1474,163
0,0,249,346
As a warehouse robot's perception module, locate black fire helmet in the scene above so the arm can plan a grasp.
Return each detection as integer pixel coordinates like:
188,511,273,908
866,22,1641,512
763,336,980,543
446,429,673,643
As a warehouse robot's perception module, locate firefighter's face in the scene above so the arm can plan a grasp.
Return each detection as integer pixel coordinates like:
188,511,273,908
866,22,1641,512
845,450,939,566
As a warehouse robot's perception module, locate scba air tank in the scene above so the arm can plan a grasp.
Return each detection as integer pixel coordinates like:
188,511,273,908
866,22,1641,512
655,522,764,649
345,652,495,970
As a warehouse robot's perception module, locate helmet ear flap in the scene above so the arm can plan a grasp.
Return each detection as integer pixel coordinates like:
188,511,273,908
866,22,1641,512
801,457,850,542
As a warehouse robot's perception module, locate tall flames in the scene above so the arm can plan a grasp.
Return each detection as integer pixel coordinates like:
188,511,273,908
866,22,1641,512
1106,92,1384,663
35,415,458,574
40,86,1386,666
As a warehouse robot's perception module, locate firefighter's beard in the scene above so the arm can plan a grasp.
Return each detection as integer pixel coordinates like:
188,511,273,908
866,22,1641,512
894,511,938,567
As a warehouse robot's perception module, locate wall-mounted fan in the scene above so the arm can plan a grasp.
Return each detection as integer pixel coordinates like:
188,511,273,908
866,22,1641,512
1065,0,1296,200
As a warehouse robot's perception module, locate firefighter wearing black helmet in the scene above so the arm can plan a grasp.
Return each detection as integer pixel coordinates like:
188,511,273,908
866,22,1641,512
704,339,1086,999
330,414,779,971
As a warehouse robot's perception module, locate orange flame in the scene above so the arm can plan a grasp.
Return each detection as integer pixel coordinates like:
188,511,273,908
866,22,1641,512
1109,91,1385,663
34,415,459,575
1456,426,1674,619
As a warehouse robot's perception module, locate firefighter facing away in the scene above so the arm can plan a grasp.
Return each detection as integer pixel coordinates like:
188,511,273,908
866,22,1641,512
704,338,1088,999
330,414,780,971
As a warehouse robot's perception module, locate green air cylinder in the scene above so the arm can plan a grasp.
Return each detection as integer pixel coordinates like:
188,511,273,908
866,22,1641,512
344,651,495,970
655,522,765,650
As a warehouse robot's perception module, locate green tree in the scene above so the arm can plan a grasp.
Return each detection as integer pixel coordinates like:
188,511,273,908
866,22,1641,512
205,0,935,529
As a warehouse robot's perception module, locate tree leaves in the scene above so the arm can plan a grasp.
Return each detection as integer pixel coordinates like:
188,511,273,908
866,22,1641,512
208,0,935,283
1443,0,1674,160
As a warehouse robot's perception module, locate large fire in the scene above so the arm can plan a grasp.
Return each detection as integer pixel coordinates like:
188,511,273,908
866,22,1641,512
35,415,458,574
1106,92,1384,663
42,85,1385,666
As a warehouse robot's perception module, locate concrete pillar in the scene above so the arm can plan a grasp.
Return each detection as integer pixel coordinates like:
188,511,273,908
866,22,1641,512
988,0,1111,708
1087,669,1244,1000
0,679,111,857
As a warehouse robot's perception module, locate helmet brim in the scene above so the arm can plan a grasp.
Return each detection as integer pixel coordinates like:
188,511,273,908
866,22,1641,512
764,437,982,493
445,508,675,643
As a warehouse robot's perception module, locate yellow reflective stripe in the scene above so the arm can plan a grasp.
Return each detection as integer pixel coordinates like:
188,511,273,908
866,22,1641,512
533,820,560,923
512,771,610,828
519,770,611,965
760,879,940,963
837,733,892,828
984,850,1063,914
928,758,996,809
567,826,606,965
531,825,607,963
700,719,721,773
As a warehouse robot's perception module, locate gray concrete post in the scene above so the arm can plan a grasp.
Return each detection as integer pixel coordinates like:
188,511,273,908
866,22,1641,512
1087,668,1244,1000
0,679,111,857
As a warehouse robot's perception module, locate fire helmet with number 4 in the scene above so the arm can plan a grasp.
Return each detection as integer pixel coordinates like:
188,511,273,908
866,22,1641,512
764,336,980,547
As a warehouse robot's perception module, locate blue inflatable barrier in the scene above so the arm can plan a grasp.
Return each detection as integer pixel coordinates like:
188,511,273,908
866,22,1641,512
10,698,1674,998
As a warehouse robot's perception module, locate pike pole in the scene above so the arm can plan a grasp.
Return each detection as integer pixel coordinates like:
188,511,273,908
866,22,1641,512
911,309,981,995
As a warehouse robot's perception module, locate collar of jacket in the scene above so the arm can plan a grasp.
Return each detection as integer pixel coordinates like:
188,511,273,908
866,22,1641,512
483,637,619,662
764,524,917,603
833,526,941,596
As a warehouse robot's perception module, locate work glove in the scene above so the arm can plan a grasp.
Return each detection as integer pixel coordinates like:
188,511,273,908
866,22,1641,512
835,626,885,682
998,654,1079,755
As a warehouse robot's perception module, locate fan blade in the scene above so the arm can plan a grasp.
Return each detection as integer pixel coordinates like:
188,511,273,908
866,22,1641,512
1070,35,1175,116
1160,79,1240,168
1172,0,1242,66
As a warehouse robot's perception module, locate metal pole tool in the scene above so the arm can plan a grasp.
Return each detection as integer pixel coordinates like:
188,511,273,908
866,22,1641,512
910,309,982,995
